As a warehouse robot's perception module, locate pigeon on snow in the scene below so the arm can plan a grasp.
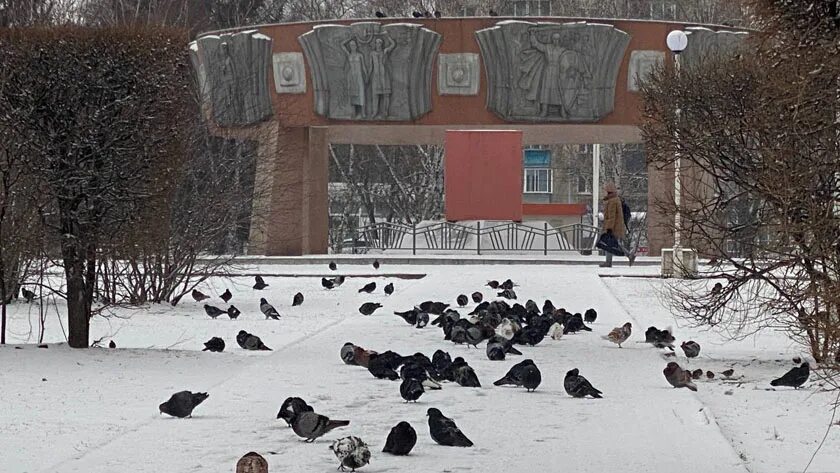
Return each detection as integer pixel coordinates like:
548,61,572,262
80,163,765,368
159,391,208,418
236,330,271,351
202,337,225,352
204,304,226,319
427,408,473,447
220,288,232,303
603,322,632,347
277,396,313,427
191,289,210,302
383,421,416,455
663,362,697,391
253,275,269,290
292,292,304,306
330,435,370,471
359,302,383,316
260,298,281,320
292,410,349,442
770,362,809,389
564,368,603,398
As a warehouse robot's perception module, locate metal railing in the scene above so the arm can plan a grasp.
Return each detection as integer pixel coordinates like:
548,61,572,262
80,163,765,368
355,221,599,255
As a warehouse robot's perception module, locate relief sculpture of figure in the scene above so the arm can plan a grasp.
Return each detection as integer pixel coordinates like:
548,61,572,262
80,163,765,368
342,39,368,119
369,36,395,119
519,30,585,118
219,41,239,118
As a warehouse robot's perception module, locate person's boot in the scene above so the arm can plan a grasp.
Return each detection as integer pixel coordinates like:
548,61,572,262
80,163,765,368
628,254,636,267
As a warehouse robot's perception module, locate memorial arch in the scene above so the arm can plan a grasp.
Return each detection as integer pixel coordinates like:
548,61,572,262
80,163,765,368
190,17,746,256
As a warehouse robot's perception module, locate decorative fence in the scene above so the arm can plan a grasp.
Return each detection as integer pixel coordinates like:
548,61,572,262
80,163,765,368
354,221,600,255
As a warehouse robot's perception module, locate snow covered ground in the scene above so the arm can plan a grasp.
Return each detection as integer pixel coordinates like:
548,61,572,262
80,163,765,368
1,263,837,473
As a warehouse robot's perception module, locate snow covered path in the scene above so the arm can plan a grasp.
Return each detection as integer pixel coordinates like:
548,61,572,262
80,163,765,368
21,266,751,473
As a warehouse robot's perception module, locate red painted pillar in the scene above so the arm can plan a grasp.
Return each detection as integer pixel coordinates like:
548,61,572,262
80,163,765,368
444,130,523,222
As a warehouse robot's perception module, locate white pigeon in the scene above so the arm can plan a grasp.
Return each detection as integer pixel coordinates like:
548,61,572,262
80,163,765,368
548,322,564,340
330,435,370,471
495,318,519,340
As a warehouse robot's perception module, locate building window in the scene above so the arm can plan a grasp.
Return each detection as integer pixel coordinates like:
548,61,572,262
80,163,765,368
525,168,552,193
509,0,551,16
577,175,591,194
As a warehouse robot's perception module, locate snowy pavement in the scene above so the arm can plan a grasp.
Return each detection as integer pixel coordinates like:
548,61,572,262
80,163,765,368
1,264,837,473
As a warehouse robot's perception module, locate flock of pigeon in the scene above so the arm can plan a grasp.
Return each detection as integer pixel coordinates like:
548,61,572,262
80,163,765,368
158,261,813,471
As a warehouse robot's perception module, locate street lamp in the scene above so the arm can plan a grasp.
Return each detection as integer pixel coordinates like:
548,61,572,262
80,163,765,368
663,30,693,277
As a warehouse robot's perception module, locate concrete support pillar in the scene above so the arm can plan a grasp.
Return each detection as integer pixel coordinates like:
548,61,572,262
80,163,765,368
247,125,329,256
646,160,675,256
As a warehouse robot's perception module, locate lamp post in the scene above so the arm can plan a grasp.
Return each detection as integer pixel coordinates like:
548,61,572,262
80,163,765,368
666,30,688,277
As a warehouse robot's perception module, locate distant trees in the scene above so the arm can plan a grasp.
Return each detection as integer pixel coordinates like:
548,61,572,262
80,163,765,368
0,27,192,347
641,0,840,365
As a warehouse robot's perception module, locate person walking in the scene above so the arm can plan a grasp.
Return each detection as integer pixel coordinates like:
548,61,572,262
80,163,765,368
600,183,635,267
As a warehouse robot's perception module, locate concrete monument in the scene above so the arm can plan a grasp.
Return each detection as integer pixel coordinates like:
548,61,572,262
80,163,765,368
190,30,273,127
273,52,306,94
438,53,480,96
628,50,664,92
299,22,441,121
681,27,748,68
476,21,629,122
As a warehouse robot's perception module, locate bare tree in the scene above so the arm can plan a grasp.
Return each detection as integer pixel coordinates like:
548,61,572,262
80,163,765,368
641,0,840,366
0,27,192,347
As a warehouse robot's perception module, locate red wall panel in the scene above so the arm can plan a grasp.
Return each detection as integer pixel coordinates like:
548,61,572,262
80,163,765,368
444,130,523,222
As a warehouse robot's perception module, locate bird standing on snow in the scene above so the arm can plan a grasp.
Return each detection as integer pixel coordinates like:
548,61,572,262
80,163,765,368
471,291,483,303
373,260,380,269
253,275,269,290
359,282,376,293
192,289,210,302
159,391,208,418
415,312,429,328
384,283,394,295
494,359,535,387
21,287,36,302
227,305,241,319
721,368,735,378
681,340,701,360
584,308,597,323
322,277,335,289
456,294,468,307
220,288,232,303
770,362,809,389
292,411,350,442
277,396,313,427
330,435,370,472
359,302,383,316
260,298,281,320
108,340,116,348
329,261,337,271
564,368,603,398
341,342,357,365
603,322,632,347
451,357,481,387
400,377,424,402
383,421,416,455
202,337,225,352
292,292,304,306
427,408,473,447
521,364,542,392
236,330,271,351
663,362,697,391
204,304,226,319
